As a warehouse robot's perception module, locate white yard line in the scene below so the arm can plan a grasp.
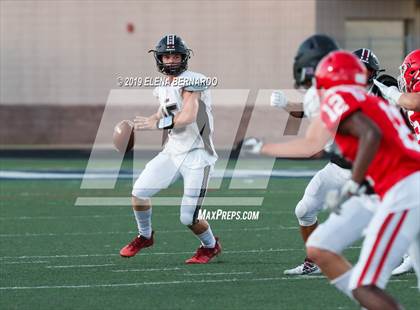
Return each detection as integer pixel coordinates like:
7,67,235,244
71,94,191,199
0,226,297,238
0,231,139,237
74,197,264,207
0,169,318,180
112,267,182,273
3,261,49,265
0,248,305,261
0,215,133,221
0,214,179,221
0,276,412,291
111,269,251,276
0,253,119,260
184,272,252,276
46,264,115,269
0,276,327,290
0,246,360,264
0,246,361,263
0,211,284,221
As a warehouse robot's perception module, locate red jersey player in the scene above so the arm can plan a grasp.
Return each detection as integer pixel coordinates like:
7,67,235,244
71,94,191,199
373,49,420,276
316,51,420,309
374,49,420,141
397,50,420,141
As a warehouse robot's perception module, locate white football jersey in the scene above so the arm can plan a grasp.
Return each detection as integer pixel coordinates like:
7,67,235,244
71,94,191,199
153,70,217,165
303,85,320,118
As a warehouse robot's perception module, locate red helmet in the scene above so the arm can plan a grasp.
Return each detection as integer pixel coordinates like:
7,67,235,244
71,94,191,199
315,50,367,90
398,49,420,93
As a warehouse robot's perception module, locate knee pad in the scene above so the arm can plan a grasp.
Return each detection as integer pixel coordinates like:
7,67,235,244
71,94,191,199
295,197,318,227
179,197,199,226
131,189,153,200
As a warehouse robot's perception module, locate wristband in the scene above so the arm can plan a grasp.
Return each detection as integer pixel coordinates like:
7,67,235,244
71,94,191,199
156,115,174,130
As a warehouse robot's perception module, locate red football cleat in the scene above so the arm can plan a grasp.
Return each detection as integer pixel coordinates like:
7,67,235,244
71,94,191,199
185,237,222,264
120,232,154,257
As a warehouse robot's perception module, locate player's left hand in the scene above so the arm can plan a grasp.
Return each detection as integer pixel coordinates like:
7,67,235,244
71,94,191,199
373,79,402,105
134,116,157,130
242,137,264,155
270,90,288,109
324,179,364,214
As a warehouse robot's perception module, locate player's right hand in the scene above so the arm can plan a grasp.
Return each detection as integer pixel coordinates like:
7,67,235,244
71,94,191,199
324,180,364,215
270,90,288,109
134,115,157,130
242,137,263,155
324,190,342,215
373,79,402,105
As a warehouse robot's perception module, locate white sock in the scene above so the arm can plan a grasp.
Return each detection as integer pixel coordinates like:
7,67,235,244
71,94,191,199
331,269,354,300
133,209,152,239
197,227,216,248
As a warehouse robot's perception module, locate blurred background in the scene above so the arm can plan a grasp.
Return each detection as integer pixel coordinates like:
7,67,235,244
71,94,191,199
1,0,419,152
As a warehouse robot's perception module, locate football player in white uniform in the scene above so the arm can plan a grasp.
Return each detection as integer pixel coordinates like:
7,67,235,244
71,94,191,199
243,34,350,275
119,35,221,264
243,39,389,278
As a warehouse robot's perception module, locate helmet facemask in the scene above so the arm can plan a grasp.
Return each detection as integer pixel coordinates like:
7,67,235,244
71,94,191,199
367,68,384,84
398,62,420,93
398,63,408,92
295,66,315,89
152,51,190,76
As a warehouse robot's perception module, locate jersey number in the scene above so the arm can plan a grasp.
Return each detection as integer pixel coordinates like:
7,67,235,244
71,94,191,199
322,94,350,123
379,102,420,151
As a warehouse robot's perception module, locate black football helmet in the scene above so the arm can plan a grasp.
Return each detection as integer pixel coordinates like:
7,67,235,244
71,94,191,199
353,48,384,83
293,34,339,88
149,34,192,76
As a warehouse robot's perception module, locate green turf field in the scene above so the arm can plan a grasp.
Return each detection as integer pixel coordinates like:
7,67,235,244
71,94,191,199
0,158,418,310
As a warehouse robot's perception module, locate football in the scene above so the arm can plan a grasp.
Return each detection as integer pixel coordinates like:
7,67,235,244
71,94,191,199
113,120,134,153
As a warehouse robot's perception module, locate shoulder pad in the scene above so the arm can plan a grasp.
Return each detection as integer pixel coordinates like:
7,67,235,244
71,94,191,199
179,71,209,92
184,84,208,92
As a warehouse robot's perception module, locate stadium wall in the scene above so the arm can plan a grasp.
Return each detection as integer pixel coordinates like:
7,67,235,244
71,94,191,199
316,0,420,77
1,0,418,149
